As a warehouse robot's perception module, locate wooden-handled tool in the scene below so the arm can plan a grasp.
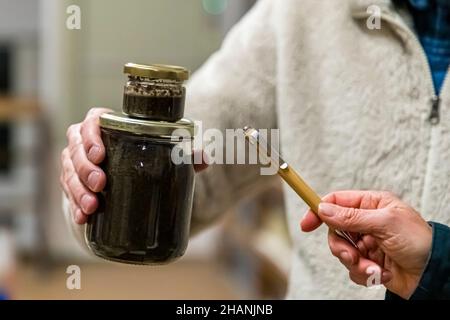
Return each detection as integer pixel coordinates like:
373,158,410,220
243,127,358,248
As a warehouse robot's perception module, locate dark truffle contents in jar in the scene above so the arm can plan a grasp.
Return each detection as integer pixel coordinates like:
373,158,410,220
86,128,195,264
123,76,186,121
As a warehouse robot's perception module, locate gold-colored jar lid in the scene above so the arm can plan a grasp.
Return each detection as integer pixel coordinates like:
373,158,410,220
100,112,195,138
124,63,190,81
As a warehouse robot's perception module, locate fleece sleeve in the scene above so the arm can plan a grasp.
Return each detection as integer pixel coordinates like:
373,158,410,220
184,0,278,234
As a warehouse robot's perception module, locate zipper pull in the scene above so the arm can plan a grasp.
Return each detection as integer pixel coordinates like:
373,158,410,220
429,96,441,125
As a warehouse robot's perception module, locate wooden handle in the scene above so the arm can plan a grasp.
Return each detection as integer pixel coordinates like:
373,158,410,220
277,164,321,214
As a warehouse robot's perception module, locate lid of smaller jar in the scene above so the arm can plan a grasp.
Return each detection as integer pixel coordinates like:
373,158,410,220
100,112,195,138
124,63,189,81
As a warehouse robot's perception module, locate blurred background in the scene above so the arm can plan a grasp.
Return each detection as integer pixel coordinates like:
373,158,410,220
0,0,291,299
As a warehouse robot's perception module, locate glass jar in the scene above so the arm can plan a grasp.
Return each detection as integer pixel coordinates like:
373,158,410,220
122,63,188,121
85,63,195,265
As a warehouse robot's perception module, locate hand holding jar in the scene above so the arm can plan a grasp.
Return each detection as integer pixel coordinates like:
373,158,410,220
60,64,208,265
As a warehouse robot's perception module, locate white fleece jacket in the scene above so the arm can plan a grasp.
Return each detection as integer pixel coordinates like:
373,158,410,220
66,0,450,299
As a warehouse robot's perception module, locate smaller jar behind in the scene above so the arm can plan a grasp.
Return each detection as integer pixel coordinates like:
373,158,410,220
122,63,189,122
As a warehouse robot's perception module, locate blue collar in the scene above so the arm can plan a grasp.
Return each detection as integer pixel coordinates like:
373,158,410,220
407,0,450,94
409,0,450,9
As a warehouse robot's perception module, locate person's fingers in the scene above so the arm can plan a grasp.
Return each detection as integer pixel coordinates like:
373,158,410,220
80,108,111,164
61,147,78,199
318,202,388,234
62,146,99,215
66,111,107,192
356,238,369,257
66,172,98,215
368,247,385,268
361,234,378,251
328,230,360,268
321,190,396,210
66,179,87,225
65,159,99,214
69,200,78,220
301,192,362,233
348,258,392,287
321,190,370,208
192,149,209,172
358,234,385,266
63,116,104,225
328,230,392,287
66,123,83,149
73,206,88,225
300,209,322,232
70,142,106,192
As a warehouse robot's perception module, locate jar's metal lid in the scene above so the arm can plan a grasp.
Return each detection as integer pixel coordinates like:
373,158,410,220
100,112,195,138
124,63,189,81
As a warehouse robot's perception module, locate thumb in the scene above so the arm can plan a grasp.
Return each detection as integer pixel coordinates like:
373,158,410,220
318,203,384,234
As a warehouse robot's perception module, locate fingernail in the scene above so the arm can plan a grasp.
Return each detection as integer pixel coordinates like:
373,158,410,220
81,194,93,213
319,203,336,217
88,171,100,190
88,145,100,161
340,251,353,265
